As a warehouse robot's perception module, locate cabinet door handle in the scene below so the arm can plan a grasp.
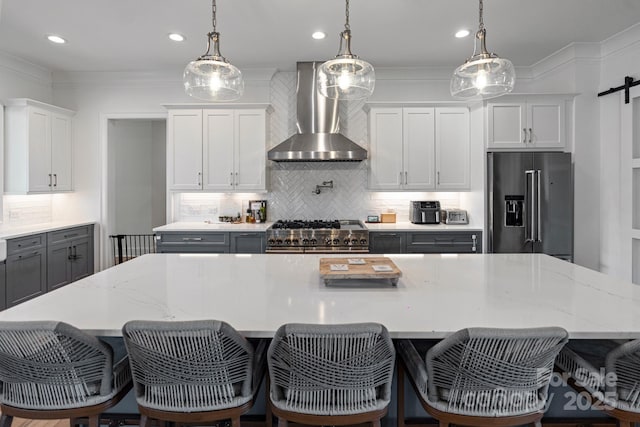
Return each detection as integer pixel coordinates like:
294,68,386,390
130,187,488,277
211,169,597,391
404,171,408,185
48,174,52,187
472,234,477,252
229,172,233,186
238,233,255,237
235,172,238,186
522,128,527,143
437,171,440,185
68,246,73,260
197,172,202,187
378,233,398,237
54,174,57,187
182,237,203,241
399,172,402,186
528,128,533,143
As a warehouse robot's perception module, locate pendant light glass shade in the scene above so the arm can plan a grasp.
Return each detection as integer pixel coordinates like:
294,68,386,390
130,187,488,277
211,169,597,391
450,0,515,100
183,1,243,102
318,1,375,101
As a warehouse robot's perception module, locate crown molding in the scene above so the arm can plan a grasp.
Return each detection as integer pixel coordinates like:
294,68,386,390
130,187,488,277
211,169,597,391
530,42,601,80
601,22,640,59
0,50,52,85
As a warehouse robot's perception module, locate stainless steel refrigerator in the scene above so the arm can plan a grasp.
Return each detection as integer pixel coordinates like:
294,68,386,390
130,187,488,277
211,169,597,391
487,152,573,261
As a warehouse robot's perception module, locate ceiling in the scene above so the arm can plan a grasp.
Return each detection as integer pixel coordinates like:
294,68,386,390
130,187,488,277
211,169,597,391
1,0,640,74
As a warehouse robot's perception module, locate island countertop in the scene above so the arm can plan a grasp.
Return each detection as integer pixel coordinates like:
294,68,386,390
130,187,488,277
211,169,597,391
0,253,638,339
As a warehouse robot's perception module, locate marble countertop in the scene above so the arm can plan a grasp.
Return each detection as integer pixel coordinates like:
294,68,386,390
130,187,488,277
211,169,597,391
153,221,272,232
0,221,96,240
1,253,638,339
364,221,482,231
153,221,481,233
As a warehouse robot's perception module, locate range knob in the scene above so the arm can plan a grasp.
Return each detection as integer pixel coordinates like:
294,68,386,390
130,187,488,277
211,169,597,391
360,238,367,245
276,239,283,245
325,238,332,245
351,238,358,244
310,239,317,245
285,239,291,245
268,239,275,245
292,239,299,245
302,239,310,245
344,238,351,245
333,238,340,245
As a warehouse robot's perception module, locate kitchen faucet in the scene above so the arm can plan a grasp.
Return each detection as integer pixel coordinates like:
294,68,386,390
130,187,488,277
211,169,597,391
313,180,333,195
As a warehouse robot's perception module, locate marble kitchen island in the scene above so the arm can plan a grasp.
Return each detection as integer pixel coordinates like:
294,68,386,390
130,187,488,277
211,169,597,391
0,253,639,339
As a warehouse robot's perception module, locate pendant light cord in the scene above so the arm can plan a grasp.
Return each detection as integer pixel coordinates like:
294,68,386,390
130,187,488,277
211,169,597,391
478,0,484,31
212,0,217,33
345,0,350,30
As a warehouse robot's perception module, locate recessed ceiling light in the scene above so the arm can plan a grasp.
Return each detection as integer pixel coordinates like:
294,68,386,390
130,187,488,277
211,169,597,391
312,31,326,40
47,35,66,44
168,33,185,42
455,29,471,38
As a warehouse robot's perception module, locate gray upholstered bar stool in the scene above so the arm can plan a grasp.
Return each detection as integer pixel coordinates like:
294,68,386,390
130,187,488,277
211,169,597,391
122,319,267,427
555,339,640,427
267,322,396,427
396,327,568,427
0,321,132,427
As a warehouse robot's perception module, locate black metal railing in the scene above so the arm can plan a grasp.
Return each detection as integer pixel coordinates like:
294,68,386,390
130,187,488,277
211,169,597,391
109,234,156,265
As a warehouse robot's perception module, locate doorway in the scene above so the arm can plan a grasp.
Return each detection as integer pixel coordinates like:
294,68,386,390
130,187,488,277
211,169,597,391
106,118,166,267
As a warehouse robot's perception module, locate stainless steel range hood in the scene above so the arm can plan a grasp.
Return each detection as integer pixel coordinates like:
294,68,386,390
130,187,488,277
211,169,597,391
268,62,367,162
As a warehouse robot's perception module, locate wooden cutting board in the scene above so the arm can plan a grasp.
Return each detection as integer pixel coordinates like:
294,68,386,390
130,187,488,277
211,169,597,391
319,257,402,286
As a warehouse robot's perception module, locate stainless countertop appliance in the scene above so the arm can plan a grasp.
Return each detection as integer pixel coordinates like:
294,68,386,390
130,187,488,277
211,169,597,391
266,220,369,253
410,201,441,224
487,152,573,261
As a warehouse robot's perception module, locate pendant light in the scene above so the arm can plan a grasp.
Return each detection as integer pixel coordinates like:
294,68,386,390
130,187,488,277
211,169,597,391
317,0,375,101
183,0,243,101
450,0,515,100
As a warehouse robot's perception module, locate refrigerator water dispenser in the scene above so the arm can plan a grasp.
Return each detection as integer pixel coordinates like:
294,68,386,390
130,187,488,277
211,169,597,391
505,195,524,227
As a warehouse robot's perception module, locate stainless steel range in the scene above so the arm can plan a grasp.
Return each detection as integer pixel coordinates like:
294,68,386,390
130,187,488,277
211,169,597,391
266,220,369,253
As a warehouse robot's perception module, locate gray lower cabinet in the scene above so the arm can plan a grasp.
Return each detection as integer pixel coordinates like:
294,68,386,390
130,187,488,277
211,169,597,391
6,233,47,308
230,232,265,253
156,231,267,254
156,232,230,253
0,262,6,310
369,230,482,254
47,226,94,291
369,232,406,254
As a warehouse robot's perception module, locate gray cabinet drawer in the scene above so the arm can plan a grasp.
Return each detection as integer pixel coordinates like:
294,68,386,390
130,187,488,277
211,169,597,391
230,232,265,253
406,231,482,253
158,232,228,245
48,226,91,245
7,234,45,254
369,232,406,254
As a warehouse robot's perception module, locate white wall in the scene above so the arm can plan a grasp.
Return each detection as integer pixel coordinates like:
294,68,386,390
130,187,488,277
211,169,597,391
108,119,166,235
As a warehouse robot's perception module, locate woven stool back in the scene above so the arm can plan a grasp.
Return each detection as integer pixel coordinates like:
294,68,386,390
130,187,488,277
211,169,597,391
0,321,114,410
268,322,395,415
605,339,640,411
122,319,254,412
426,327,568,416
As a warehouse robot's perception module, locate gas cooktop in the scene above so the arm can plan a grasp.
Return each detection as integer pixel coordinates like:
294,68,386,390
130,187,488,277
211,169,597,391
266,219,369,253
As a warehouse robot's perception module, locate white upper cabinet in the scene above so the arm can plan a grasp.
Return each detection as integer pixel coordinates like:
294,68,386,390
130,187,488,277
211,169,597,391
436,108,470,190
5,99,74,194
167,105,268,192
368,106,470,191
487,95,569,150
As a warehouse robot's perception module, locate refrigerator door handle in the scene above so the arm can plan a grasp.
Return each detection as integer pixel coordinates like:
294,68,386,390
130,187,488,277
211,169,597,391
536,170,542,242
525,170,536,243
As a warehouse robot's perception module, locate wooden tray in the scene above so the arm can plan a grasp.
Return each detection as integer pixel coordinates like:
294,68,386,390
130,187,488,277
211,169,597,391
319,257,402,286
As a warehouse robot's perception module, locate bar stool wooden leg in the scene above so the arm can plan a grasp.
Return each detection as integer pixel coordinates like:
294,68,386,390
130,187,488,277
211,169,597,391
0,414,13,427
139,414,150,427
231,416,241,427
397,361,405,427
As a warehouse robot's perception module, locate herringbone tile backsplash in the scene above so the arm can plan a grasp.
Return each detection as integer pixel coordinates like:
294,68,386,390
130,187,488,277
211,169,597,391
175,71,460,223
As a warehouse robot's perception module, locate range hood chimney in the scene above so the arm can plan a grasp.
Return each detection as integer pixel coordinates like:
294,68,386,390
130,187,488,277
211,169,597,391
268,62,367,162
